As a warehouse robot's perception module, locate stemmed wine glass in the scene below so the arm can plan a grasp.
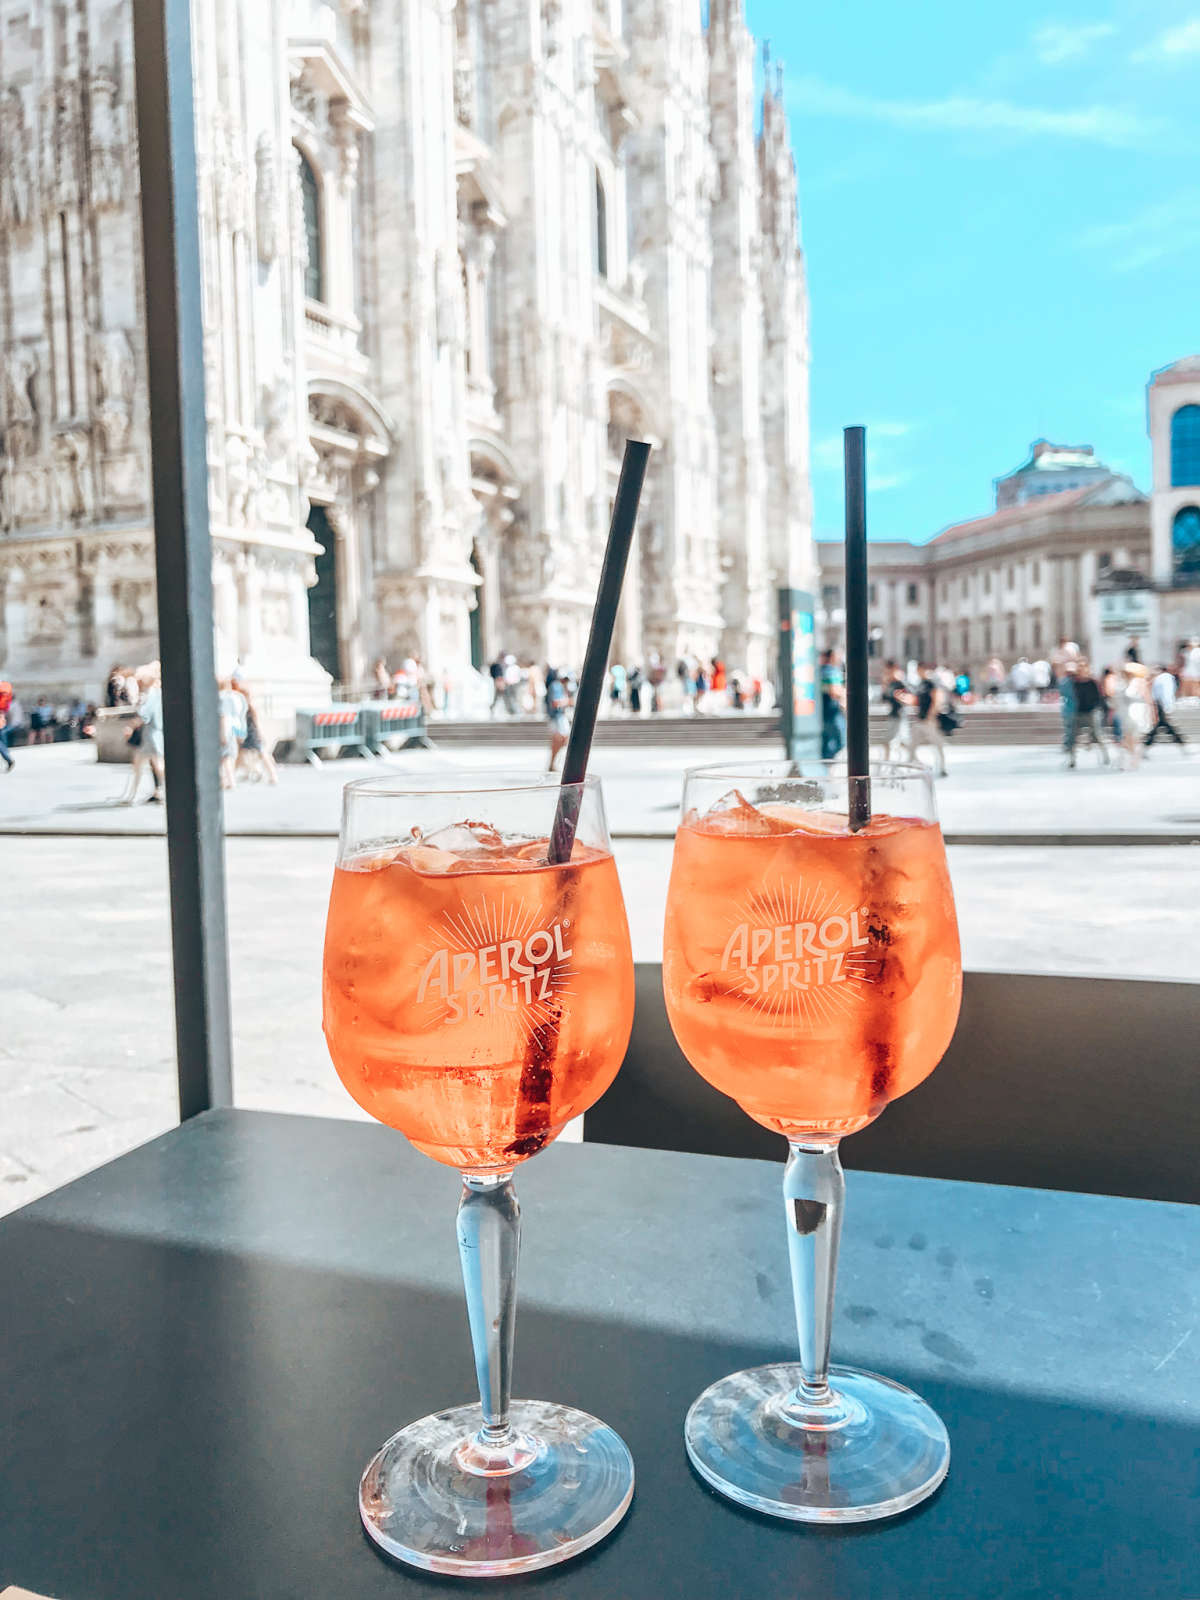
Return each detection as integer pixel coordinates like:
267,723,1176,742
323,772,636,1574
662,760,963,1522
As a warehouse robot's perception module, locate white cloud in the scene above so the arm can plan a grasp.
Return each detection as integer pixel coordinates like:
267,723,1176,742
813,426,914,492
1032,20,1116,64
1077,191,1200,272
1133,17,1200,61
789,74,1156,148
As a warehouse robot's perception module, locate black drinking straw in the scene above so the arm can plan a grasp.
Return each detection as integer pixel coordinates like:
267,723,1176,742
548,439,651,864
844,426,872,831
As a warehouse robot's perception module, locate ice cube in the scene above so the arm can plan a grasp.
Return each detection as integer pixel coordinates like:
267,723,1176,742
421,819,506,854
695,789,780,836
758,803,848,836
404,844,463,875
695,790,811,837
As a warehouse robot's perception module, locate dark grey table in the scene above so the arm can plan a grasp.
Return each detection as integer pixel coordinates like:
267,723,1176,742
1,1111,1197,1600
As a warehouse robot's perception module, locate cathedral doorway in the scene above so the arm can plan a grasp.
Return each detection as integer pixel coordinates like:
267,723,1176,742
469,543,486,670
307,504,340,679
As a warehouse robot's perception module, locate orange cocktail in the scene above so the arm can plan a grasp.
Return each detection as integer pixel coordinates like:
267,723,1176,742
663,792,961,1139
323,832,633,1172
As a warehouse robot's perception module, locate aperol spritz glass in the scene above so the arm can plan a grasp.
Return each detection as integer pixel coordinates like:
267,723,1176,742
323,772,635,1574
663,761,962,1522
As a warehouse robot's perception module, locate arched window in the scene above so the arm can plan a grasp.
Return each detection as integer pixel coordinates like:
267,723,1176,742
1171,404,1200,487
1173,506,1200,579
594,172,608,280
297,150,324,302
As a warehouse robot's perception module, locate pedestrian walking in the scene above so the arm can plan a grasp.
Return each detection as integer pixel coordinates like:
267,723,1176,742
1058,662,1078,759
544,667,570,771
897,664,948,777
372,656,391,699
502,654,522,716
819,648,846,760
122,667,165,803
1065,660,1110,768
488,655,506,716
1031,657,1052,700
875,660,909,760
234,680,278,785
1144,665,1188,751
1100,665,1123,743
628,664,644,716
608,662,627,715
1010,657,1033,703
984,656,1006,700
218,676,248,790
0,680,13,774
1181,638,1200,698
29,695,56,744
647,651,666,713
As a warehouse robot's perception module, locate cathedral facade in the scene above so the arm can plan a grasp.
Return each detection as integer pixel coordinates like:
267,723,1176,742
0,0,813,705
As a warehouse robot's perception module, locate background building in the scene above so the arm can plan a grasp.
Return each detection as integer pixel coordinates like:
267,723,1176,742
0,0,813,706
994,440,1114,508
818,444,1149,675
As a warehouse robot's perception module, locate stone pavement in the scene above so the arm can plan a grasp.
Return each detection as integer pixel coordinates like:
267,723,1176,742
1,735,1199,841
1,831,1196,1218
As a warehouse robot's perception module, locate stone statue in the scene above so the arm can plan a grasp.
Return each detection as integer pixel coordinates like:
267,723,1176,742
92,330,136,454
0,88,33,227
255,133,280,265
89,71,125,208
32,592,68,643
47,82,80,208
4,346,40,459
260,369,294,469
224,431,253,527
53,429,91,520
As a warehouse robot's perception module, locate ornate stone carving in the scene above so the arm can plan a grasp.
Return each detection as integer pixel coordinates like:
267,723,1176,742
211,112,249,232
260,369,295,470
329,105,360,190
92,330,136,454
30,591,69,644
43,82,82,210
255,133,280,265
290,66,321,127
0,88,34,227
89,71,125,208
435,248,464,349
3,346,40,459
290,145,310,274
454,53,475,128
113,578,153,636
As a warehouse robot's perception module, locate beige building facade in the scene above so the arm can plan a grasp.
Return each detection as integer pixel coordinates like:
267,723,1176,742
0,0,813,706
817,467,1150,676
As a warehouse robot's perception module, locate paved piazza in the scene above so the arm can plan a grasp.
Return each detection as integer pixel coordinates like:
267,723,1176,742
2,739,1197,1215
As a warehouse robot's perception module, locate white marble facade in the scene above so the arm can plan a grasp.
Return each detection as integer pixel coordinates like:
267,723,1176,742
0,0,812,703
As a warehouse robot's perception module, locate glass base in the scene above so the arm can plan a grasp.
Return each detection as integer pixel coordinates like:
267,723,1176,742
685,1363,949,1524
359,1398,634,1576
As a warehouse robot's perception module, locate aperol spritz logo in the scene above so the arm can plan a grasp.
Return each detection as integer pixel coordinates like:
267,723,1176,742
721,879,878,1020
415,897,574,1029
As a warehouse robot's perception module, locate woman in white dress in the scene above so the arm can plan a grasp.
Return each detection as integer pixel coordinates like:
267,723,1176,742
1119,663,1152,770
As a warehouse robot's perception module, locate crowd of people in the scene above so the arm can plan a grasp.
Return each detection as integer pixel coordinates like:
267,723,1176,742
485,650,767,723
104,661,278,804
816,635,1194,777
0,684,96,769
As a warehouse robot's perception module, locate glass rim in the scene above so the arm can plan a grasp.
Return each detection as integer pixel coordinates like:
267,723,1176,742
341,769,599,800
682,759,933,785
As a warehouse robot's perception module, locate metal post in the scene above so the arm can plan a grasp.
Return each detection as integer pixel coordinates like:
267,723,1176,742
132,0,234,1117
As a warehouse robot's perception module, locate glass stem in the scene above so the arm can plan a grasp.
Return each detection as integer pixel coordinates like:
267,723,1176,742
457,1172,520,1456
783,1140,844,1409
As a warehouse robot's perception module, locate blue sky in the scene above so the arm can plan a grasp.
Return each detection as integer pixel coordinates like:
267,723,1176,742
747,0,1200,543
